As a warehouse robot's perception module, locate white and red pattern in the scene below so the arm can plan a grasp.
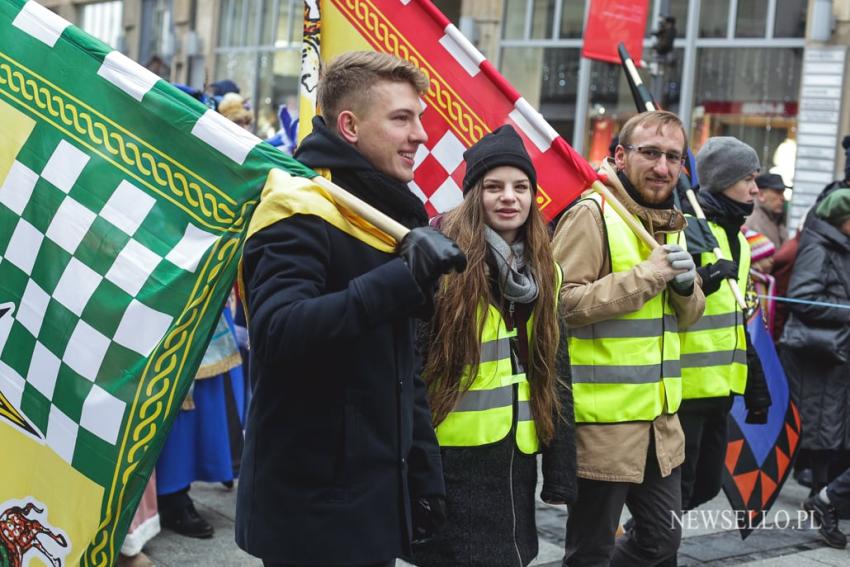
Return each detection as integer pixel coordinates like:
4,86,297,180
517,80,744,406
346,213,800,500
409,107,468,216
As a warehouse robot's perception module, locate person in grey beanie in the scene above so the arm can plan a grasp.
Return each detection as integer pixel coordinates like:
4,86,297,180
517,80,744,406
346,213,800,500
661,135,772,567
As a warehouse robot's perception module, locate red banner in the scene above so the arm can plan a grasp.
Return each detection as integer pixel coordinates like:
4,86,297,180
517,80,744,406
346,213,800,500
582,0,649,65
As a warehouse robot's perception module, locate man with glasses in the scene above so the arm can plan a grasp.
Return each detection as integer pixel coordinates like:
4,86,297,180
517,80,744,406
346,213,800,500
552,110,704,566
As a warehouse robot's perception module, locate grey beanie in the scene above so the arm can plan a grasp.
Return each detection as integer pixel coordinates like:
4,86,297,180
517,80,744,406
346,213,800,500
696,136,760,193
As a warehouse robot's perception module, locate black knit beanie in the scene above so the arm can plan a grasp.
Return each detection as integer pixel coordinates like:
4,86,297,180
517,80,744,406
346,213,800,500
462,125,537,194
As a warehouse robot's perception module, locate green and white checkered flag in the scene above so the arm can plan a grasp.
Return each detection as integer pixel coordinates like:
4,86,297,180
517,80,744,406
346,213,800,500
0,1,318,565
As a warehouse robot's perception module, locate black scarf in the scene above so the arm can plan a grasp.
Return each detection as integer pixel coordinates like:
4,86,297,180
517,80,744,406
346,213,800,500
697,191,754,229
696,191,754,264
294,117,429,229
618,171,675,210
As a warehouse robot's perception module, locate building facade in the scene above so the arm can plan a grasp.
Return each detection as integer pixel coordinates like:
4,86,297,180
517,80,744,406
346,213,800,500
34,0,850,223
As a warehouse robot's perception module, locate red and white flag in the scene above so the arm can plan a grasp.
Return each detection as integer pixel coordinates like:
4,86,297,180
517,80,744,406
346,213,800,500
299,0,597,221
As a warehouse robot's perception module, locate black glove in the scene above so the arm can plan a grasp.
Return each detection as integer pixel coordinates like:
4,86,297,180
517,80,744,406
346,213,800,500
411,495,446,545
398,227,467,295
696,259,738,296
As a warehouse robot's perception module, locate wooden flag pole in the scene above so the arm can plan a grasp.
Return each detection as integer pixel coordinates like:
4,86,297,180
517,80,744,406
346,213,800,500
596,160,659,250
312,175,410,242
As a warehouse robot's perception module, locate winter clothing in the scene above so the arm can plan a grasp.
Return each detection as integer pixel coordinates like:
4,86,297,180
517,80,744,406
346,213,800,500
217,93,252,125
756,173,788,192
696,137,760,194
236,116,444,565
413,256,575,566
552,160,703,566
552,163,703,483
745,201,787,249
462,125,536,194
745,229,776,262
816,188,850,225
780,209,850,452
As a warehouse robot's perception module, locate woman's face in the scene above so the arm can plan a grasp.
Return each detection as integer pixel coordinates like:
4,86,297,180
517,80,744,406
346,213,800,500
723,172,759,204
480,165,533,244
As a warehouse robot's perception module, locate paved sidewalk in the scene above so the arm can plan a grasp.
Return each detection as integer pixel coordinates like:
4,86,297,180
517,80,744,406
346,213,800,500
143,478,850,566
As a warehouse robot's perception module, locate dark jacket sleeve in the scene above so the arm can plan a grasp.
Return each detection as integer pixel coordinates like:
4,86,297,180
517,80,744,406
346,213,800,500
540,320,577,505
786,241,850,326
243,214,425,368
743,327,771,422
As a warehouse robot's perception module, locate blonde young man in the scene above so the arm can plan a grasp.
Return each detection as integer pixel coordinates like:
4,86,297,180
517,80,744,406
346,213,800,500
236,52,466,567
553,111,705,566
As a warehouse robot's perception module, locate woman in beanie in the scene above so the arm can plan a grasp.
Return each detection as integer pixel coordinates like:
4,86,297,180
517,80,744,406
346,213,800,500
413,125,575,566
780,189,850,538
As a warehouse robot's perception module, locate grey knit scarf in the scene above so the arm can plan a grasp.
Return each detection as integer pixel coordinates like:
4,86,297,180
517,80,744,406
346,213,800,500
484,226,538,304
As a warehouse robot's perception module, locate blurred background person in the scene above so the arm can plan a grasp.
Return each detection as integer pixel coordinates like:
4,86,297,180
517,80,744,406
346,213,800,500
746,173,788,249
780,188,850,500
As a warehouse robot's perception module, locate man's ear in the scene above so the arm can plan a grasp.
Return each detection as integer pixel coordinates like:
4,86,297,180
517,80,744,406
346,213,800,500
613,145,626,170
337,110,358,144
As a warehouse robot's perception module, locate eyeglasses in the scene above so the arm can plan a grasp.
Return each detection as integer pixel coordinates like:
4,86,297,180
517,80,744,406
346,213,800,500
623,144,685,166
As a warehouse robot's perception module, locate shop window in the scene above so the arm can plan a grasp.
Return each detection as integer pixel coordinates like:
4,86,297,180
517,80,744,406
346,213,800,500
560,0,584,39
584,48,683,165
79,0,123,49
774,0,807,37
691,47,802,169
699,0,729,38
736,0,768,38
532,0,555,39
215,0,302,140
667,0,688,39
503,0,526,39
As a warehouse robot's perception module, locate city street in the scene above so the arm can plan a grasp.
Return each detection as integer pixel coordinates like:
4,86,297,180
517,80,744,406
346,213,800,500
145,475,850,566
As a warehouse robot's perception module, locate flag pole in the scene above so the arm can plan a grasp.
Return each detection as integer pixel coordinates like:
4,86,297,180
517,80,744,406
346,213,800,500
617,42,746,310
312,175,410,241
595,160,658,249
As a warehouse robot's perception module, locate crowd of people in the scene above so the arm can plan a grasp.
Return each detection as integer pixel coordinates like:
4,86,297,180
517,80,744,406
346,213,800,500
123,50,850,567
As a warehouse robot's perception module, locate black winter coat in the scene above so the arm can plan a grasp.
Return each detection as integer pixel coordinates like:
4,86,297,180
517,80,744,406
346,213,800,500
235,126,444,564
780,213,850,450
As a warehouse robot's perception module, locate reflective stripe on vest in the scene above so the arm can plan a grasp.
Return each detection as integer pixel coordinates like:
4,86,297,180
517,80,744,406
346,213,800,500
568,194,683,423
680,221,749,399
435,265,562,454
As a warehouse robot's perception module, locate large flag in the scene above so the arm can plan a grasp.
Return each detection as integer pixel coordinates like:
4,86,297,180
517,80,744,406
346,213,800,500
0,1,316,565
722,308,801,539
298,0,597,221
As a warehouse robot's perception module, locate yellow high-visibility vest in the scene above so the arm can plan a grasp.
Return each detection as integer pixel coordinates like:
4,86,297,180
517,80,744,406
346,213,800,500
568,194,684,423
680,220,750,399
435,265,562,454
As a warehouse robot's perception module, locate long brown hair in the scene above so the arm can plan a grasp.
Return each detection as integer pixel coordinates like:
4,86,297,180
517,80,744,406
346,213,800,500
423,180,562,444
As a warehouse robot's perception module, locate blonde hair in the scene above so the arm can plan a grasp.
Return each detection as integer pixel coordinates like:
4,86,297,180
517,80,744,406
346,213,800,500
318,51,429,126
217,93,253,127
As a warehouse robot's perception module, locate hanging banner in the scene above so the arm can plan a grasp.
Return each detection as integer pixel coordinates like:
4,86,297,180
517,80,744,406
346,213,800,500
582,0,650,65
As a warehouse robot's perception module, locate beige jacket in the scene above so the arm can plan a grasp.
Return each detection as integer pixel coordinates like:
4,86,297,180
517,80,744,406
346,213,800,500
552,178,705,483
